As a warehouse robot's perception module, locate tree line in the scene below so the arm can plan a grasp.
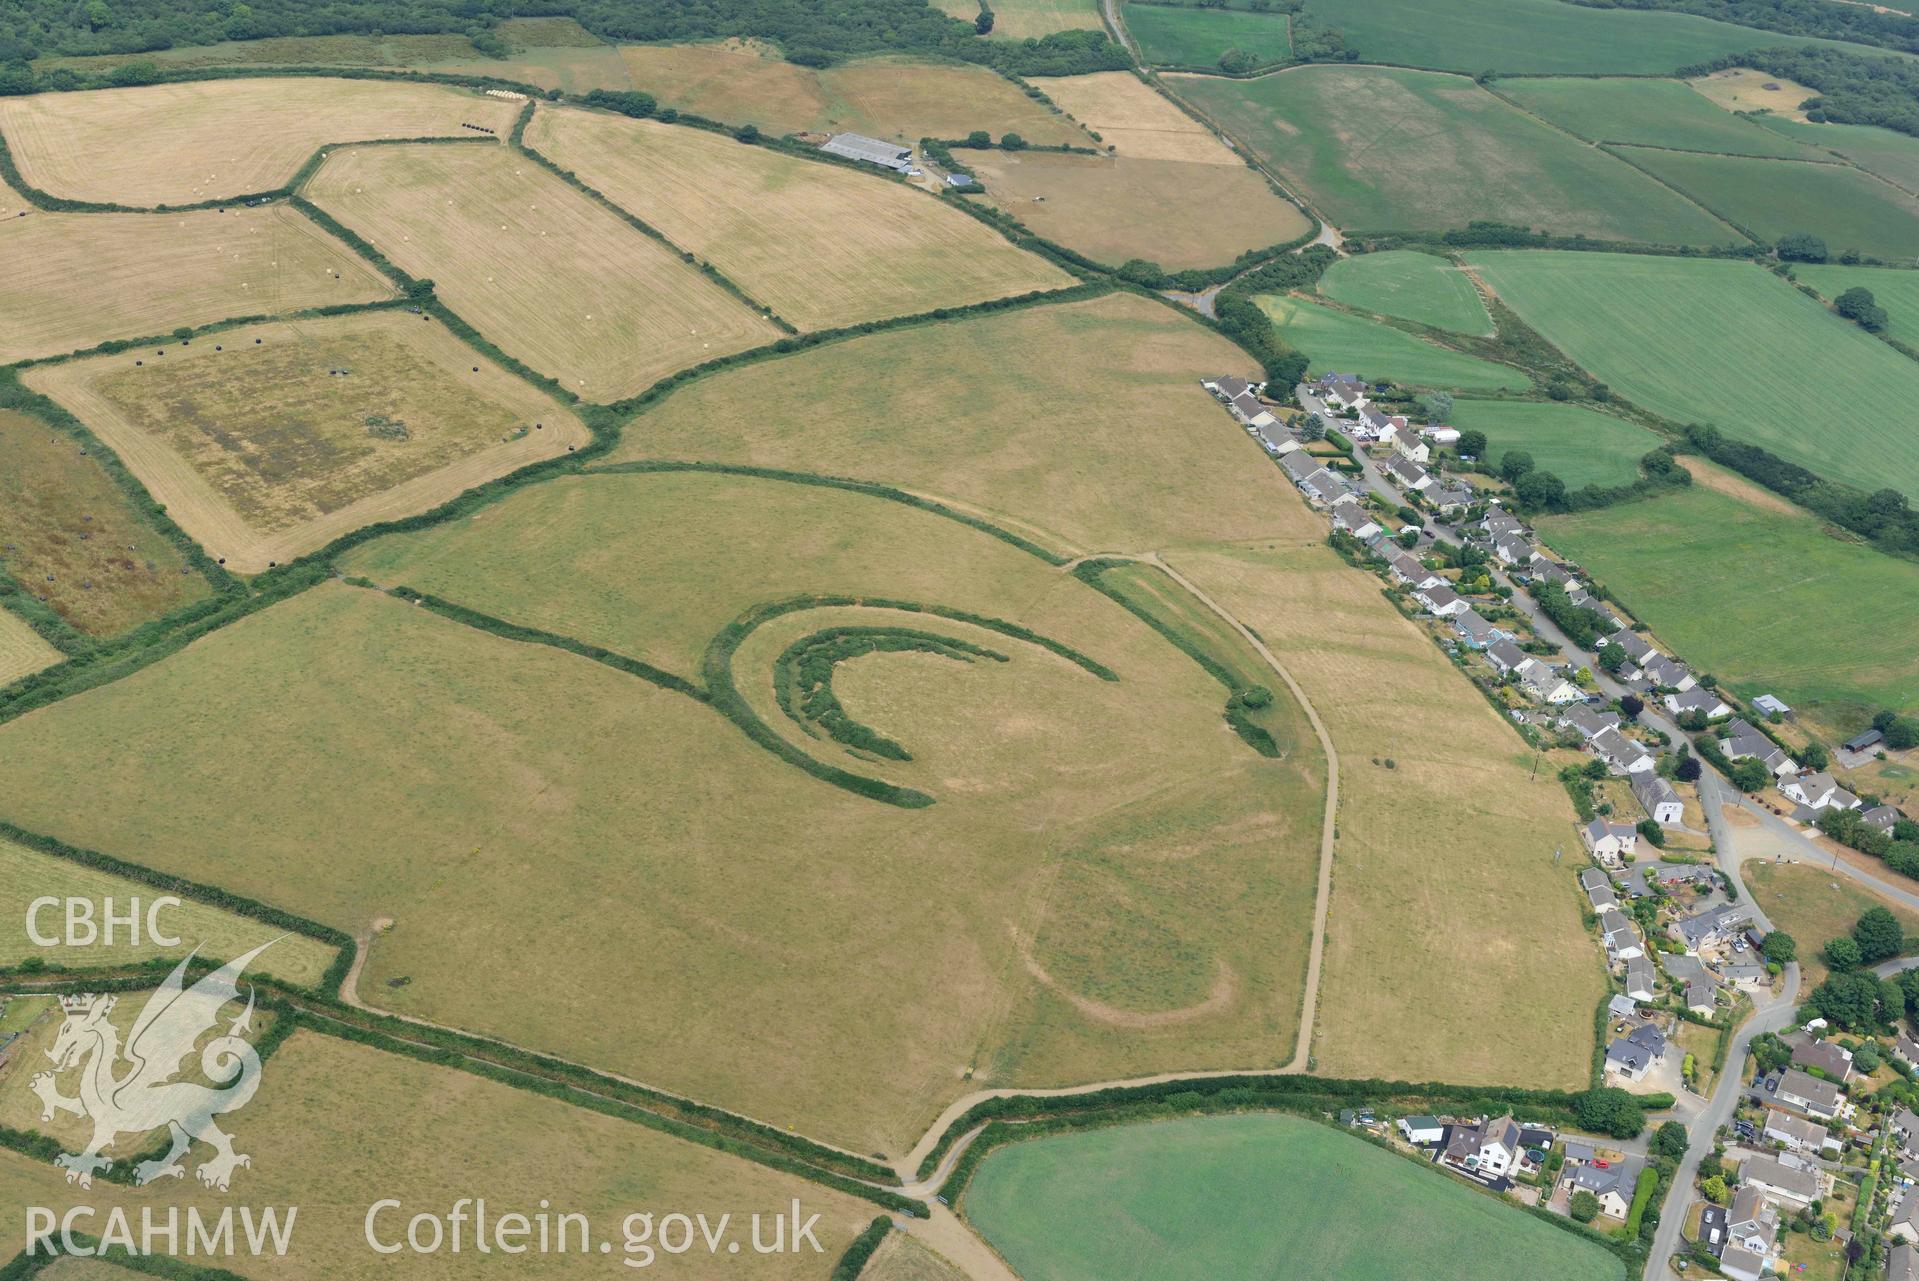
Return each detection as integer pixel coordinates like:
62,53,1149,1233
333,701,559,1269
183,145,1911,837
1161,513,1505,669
1574,0,1919,54
1682,47,1919,140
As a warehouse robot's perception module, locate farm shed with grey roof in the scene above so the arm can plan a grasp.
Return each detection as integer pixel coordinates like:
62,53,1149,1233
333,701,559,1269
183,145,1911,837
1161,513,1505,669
820,133,913,170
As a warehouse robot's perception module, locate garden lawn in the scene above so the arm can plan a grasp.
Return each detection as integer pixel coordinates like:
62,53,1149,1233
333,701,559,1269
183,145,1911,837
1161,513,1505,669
1123,2,1291,68
1447,400,1663,489
1498,77,1822,157
964,1112,1625,1281
1468,250,1919,499
1168,66,1738,245
1795,263,1919,350
1256,295,1528,390
1613,148,1919,262
1318,250,1494,334
1536,474,1919,729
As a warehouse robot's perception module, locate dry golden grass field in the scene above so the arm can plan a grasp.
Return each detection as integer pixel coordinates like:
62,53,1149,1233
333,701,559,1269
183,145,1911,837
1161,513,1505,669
0,180,390,363
0,408,210,636
522,106,1071,330
24,310,589,573
303,141,780,397
618,41,1092,146
1173,541,1604,1089
0,834,337,985
982,0,1105,39
0,608,59,687
970,151,1307,269
0,78,522,206
0,1029,875,1280
0,464,1324,1153
863,1234,971,1281
1744,860,1919,986
1689,68,1816,122
1039,72,1238,164
609,291,1320,552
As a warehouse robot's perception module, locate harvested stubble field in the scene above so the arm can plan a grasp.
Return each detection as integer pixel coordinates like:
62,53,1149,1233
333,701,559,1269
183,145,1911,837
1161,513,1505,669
0,834,337,985
1173,541,1603,1088
1612,147,1919,263
1168,66,1736,245
25,310,589,573
1124,2,1292,67
618,41,1091,146
0,607,59,686
0,508,1323,1154
1038,71,1238,164
522,107,1070,331
1445,400,1664,489
0,78,522,206
862,1234,969,1281
1467,251,1919,498
0,181,390,363
969,150,1307,270
1537,466,1919,732
608,291,1323,552
1496,77,1823,158
1255,295,1527,390
965,1113,1624,1281
304,142,779,398
1316,250,1493,335
0,408,209,636
0,1030,876,1280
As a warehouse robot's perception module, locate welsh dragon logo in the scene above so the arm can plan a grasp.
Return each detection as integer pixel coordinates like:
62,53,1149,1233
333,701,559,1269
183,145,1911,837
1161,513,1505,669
29,939,275,1191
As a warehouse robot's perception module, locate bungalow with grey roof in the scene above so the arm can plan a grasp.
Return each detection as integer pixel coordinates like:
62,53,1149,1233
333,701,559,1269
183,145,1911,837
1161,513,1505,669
1588,881,1618,910
1298,468,1350,508
1720,962,1768,986
1772,1068,1843,1121
1331,500,1383,543
1864,805,1904,834
1675,903,1751,953
1453,609,1506,650
1483,510,1526,538
1717,1243,1767,1281
1631,773,1685,826
1792,1039,1853,1083
1641,654,1695,691
1518,662,1582,705
1685,981,1717,1015
1426,484,1474,513
1720,720,1794,778
1569,1157,1644,1218
1204,375,1251,400
1896,1192,1919,1246
1625,955,1656,1001
1487,638,1531,677
1579,867,1611,893
1309,373,1367,411
1607,993,1640,1019
1383,455,1432,492
1662,953,1710,985
1896,1038,1919,1073
1385,552,1444,591
1530,558,1578,587
1280,450,1318,482
1781,772,1861,813
1228,391,1277,428
1414,583,1469,618
1604,629,1659,665
1741,1152,1822,1205
1591,725,1656,775
1568,589,1625,633
1665,686,1733,721
1559,705,1622,741
1583,820,1640,862
1492,532,1533,566
1599,907,1642,959
1891,1241,1918,1281
1762,1108,1832,1155
1605,1022,1665,1082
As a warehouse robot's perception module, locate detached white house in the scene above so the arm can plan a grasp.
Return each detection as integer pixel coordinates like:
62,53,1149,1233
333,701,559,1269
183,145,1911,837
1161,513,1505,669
1414,583,1469,618
1331,499,1383,543
1493,532,1534,566
1584,821,1641,862
1397,1115,1444,1145
1631,773,1685,827
1386,552,1444,591
1665,686,1733,721
1592,726,1656,775
1781,772,1862,813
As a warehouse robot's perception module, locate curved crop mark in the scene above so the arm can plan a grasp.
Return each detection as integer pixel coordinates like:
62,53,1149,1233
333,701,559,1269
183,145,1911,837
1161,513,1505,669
704,595,1117,809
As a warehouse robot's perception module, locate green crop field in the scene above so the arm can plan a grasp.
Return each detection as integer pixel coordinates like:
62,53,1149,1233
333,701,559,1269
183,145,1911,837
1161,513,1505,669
965,1113,1626,1281
1497,77,1822,158
1289,0,1852,74
1256,295,1528,390
1447,400,1664,489
1754,116,1919,192
1613,148,1919,262
1538,469,1919,732
1123,2,1291,67
1168,66,1738,245
1468,250,1919,498
1796,263,1919,349
1317,250,1494,334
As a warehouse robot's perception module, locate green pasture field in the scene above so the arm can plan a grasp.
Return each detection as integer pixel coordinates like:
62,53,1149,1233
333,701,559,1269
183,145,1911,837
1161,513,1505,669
1255,295,1528,390
1317,250,1494,335
1537,470,1919,732
1467,251,1919,498
606,291,1327,553
0,408,209,638
1795,262,1919,349
1612,147,1919,262
964,1112,1625,1281
0,834,337,985
1497,77,1822,158
1754,116,1919,193
1284,0,1852,74
1123,2,1292,67
0,1030,875,1280
1168,66,1738,245
1446,400,1664,489
0,507,1323,1157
